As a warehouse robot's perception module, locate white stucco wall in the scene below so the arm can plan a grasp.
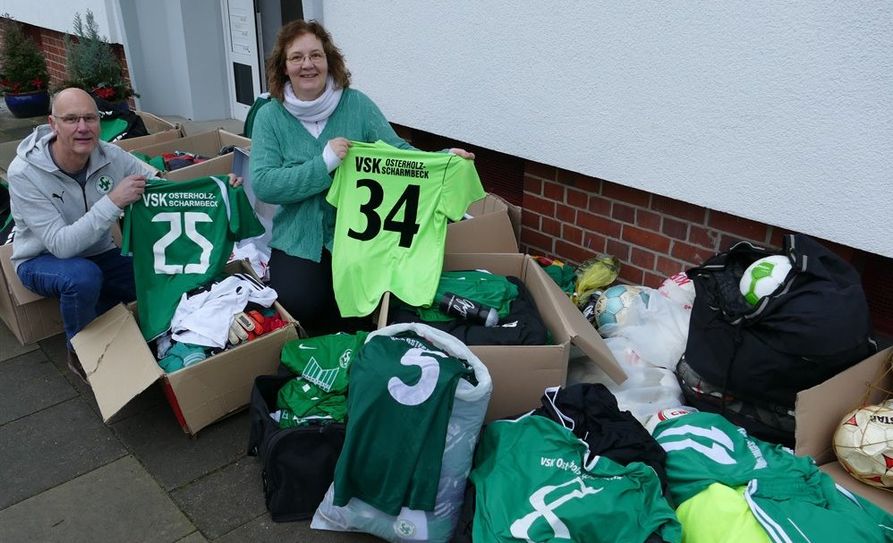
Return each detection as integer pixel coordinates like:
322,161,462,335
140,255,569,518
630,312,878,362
0,0,121,43
323,3,893,257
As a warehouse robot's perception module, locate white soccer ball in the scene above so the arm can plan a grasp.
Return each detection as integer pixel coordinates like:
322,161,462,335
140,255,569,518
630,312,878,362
833,402,893,488
594,284,648,330
739,255,792,306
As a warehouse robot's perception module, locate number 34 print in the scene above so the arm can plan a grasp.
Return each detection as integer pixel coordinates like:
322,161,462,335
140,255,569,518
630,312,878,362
327,140,484,317
347,178,420,248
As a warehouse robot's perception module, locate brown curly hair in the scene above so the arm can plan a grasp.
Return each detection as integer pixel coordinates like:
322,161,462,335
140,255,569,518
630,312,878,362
265,19,351,101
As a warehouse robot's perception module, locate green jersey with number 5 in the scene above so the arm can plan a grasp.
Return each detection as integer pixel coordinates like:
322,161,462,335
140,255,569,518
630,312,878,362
327,141,484,317
121,176,264,340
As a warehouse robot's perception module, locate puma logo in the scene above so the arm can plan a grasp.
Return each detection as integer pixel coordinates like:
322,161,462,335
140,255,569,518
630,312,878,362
52,192,64,204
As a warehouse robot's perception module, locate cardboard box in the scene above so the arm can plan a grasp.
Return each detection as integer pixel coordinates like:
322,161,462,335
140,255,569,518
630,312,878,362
446,193,520,254
378,253,626,421
163,152,235,182
795,346,893,513
0,243,64,345
130,129,250,181
71,260,299,435
113,111,185,152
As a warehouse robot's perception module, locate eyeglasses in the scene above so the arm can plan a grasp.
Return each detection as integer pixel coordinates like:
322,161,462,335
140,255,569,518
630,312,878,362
54,114,100,125
286,51,325,65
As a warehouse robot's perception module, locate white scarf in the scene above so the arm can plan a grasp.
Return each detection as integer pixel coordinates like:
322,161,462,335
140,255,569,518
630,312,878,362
282,76,342,123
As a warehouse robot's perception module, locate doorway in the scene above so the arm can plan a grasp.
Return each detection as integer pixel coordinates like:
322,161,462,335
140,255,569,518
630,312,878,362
222,0,303,121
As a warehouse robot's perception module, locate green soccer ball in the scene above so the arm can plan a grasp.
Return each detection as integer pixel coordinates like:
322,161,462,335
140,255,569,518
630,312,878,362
738,255,792,306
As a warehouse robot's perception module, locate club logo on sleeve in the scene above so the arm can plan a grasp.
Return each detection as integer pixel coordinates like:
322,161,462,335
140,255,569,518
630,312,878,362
393,519,416,537
96,176,113,194
339,349,352,369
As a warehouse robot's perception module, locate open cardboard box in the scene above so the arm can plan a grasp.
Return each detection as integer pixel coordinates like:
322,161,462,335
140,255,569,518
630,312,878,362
129,129,250,181
377,253,626,421
113,111,186,152
163,151,236,182
71,259,299,435
446,193,520,254
795,346,893,513
0,242,64,345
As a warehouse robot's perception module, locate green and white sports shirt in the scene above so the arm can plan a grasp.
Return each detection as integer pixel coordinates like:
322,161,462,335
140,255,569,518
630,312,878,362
654,412,893,543
121,176,264,340
327,141,484,317
276,332,367,427
470,414,681,542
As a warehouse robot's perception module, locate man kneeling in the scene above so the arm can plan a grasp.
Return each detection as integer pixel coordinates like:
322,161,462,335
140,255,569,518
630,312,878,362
7,88,152,381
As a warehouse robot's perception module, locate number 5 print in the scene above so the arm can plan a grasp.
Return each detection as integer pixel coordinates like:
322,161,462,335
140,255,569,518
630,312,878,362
387,347,447,406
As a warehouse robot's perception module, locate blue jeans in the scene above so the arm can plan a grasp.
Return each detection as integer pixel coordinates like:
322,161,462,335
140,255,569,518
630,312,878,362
16,249,136,348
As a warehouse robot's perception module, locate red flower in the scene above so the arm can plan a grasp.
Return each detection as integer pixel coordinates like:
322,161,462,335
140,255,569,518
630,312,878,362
93,86,116,100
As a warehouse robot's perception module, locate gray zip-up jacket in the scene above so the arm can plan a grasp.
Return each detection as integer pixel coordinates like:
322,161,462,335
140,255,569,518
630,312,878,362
8,125,153,270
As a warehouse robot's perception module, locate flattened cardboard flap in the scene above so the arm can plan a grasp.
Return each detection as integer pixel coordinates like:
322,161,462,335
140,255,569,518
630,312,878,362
71,303,163,422
794,347,893,464
526,260,627,384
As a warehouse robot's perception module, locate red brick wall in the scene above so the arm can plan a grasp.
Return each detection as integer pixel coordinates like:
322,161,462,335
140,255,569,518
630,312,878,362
519,160,859,289
15,20,135,109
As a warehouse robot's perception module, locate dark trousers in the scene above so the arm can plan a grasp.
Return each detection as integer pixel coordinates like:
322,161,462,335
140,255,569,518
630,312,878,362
269,248,370,337
17,248,136,349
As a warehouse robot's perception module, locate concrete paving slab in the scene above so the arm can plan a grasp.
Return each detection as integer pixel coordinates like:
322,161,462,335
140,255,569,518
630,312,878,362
170,456,266,539
111,406,250,491
0,396,126,509
215,513,385,543
0,319,40,361
0,348,77,425
175,532,209,543
39,333,170,424
0,455,195,543
38,332,100,403
0,138,21,172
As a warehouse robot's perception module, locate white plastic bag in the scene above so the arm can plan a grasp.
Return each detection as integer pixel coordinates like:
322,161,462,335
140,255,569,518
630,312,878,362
599,286,690,371
568,336,684,424
311,323,492,542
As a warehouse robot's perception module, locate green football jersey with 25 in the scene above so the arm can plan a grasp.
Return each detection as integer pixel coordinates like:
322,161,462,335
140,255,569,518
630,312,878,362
121,176,264,340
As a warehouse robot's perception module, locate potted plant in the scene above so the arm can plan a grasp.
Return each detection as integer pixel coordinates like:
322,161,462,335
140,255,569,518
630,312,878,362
0,18,50,118
61,10,136,113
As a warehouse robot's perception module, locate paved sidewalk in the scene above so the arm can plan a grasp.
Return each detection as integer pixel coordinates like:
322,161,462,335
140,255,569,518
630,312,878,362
0,104,383,542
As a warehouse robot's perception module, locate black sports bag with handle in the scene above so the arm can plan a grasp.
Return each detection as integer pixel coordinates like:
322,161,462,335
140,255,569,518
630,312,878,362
247,374,346,522
683,233,876,409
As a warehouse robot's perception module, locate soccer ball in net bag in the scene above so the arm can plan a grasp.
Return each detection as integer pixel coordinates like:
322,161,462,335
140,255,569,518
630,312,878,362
833,401,893,488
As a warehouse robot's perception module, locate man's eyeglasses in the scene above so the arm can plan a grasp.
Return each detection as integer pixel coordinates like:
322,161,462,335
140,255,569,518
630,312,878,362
286,51,325,65
54,114,100,125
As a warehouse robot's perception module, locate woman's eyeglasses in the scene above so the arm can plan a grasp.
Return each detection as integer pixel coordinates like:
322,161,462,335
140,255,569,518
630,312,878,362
286,51,325,65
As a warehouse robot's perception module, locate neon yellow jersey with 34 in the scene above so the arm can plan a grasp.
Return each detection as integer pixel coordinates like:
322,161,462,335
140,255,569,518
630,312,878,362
327,141,484,317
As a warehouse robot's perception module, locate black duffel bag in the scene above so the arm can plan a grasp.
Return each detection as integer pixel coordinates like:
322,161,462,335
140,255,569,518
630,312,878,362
247,374,346,522
683,233,876,410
